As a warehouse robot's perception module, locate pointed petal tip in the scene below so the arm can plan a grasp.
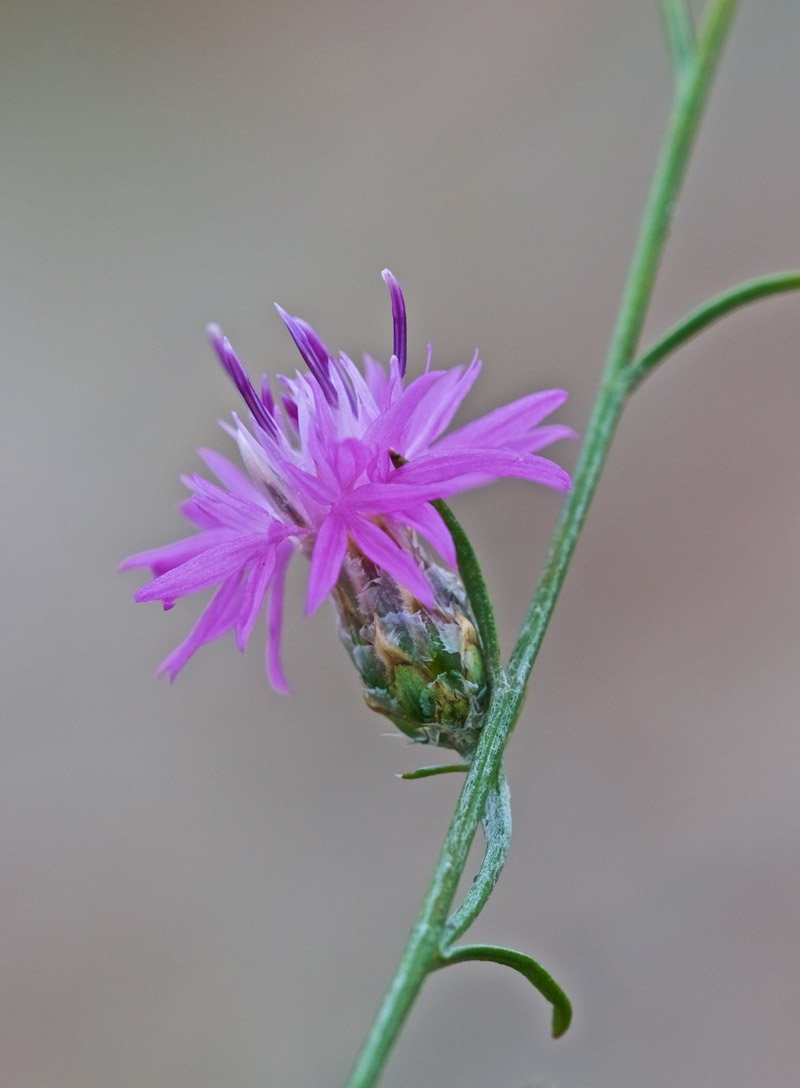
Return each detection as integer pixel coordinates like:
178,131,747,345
303,590,324,617
154,660,176,683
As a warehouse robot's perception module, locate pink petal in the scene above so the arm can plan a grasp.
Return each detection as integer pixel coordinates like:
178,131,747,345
361,369,444,451
156,575,245,680
135,535,267,603
404,353,481,456
120,528,233,576
395,503,457,567
437,389,568,451
280,461,336,507
348,515,435,607
235,550,277,651
393,448,572,492
349,449,571,509
519,423,579,453
186,475,277,536
363,356,389,402
331,437,372,489
306,513,348,614
197,447,265,504
180,496,223,529
266,540,294,693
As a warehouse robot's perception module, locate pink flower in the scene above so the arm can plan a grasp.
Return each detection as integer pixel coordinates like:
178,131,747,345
122,271,574,691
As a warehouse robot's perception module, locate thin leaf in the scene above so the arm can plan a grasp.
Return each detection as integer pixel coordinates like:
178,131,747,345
628,271,800,391
400,763,469,780
439,942,572,1039
443,767,511,944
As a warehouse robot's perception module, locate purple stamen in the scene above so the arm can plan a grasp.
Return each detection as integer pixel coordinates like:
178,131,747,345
275,304,338,406
206,324,278,439
382,269,407,377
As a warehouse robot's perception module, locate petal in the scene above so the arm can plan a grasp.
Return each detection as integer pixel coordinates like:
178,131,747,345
156,575,245,680
179,496,221,530
348,515,435,606
188,473,276,532
339,353,380,420
134,535,267,604
361,369,444,452
120,528,233,576
394,503,457,567
519,423,579,453
331,437,371,489
235,550,277,651
279,461,336,507
403,353,482,456
197,447,265,504
363,355,389,403
349,448,571,509
266,541,294,693
306,513,348,614
392,448,572,492
437,389,568,450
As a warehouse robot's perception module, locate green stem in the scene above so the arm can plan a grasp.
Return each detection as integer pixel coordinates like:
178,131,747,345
628,271,800,391
509,0,739,691
344,677,520,1088
343,5,739,1086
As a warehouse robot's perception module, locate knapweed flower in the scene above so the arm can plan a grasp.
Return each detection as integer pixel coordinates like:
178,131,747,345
122,271,574,747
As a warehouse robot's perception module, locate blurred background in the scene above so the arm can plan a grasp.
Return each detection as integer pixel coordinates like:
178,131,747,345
3,1,800,1085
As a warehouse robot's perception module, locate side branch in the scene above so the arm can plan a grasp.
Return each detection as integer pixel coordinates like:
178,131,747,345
628,272,800,391
660,0,696,78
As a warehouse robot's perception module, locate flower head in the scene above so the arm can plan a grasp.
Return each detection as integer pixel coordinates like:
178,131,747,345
122,271,575,700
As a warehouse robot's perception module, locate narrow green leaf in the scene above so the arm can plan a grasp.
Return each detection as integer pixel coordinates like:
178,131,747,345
439,942,572,1038
443,767,511,944
628,271,800,391
400,763,469,780
431,497,502,678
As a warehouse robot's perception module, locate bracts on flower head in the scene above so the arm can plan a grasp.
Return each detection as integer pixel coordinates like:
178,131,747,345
122,270,576,744
332,534,489,754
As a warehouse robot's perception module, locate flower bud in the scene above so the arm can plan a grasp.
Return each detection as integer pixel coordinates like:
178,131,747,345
331,535,489,754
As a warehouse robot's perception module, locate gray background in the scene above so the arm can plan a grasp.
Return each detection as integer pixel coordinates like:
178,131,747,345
3,1,800,1085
